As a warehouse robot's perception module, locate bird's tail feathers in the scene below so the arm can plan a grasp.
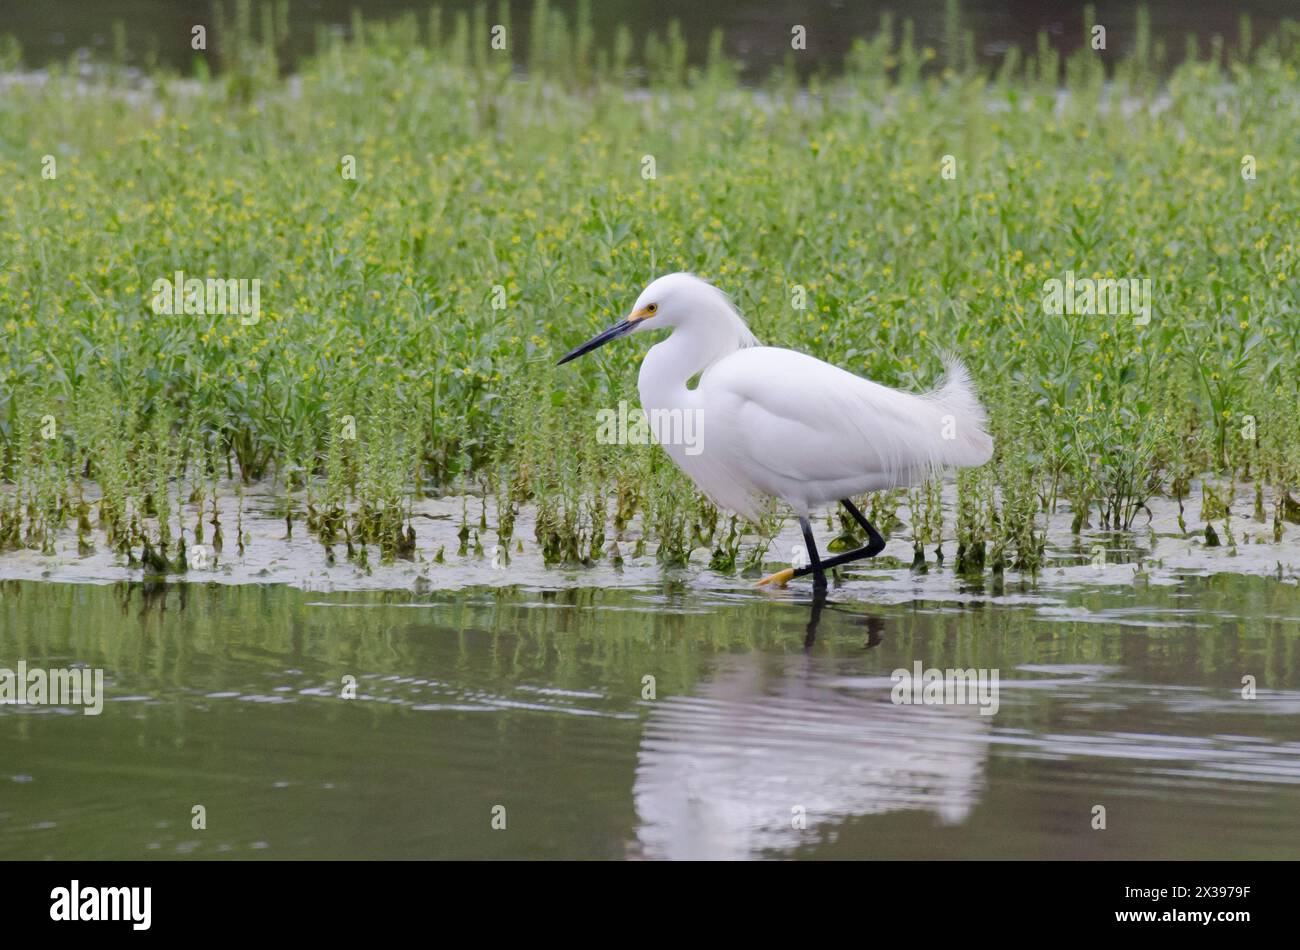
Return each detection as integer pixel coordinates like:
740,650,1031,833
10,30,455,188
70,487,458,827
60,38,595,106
920,354,994,470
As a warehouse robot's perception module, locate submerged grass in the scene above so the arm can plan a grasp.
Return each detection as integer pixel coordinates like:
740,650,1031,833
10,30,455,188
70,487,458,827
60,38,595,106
1,2,1299,578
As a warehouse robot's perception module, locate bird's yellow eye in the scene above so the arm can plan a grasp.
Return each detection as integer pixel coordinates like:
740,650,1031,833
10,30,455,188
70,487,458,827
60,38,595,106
646,304,657,314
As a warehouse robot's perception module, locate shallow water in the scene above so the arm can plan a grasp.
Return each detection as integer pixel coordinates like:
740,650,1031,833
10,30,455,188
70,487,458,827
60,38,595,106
2,574,1298,859
7,477,1300,597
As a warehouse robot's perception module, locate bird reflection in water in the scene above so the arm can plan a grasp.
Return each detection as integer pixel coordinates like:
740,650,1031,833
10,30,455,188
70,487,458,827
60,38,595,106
801,584,886,651
632,601,990,860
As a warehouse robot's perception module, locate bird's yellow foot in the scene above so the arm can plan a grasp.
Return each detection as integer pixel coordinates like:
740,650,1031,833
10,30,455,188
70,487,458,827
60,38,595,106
756,567,796,588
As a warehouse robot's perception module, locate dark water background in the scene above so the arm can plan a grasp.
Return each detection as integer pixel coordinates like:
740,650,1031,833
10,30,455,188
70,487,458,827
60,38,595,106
5,0,1297,76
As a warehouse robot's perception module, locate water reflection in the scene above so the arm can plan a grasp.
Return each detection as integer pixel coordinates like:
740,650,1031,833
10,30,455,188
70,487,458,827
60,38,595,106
632,641,991,859
798,586,887,651
3,578,1300,859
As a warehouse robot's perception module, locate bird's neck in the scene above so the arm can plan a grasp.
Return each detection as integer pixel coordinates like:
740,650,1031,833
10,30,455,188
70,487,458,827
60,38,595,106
638,308,757,407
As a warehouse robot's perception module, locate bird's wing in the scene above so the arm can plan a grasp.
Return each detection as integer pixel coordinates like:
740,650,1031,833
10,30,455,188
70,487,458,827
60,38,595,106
697,347,991,503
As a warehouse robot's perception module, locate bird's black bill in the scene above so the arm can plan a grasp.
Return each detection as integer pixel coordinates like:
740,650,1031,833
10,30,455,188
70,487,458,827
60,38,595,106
556,319,633,365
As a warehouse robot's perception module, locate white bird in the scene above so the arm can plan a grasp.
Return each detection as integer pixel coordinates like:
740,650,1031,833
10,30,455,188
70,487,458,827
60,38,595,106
558,273,993,586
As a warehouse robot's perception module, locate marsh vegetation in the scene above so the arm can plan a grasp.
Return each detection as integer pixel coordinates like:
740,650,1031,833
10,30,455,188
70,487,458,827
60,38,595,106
1,2,1299,581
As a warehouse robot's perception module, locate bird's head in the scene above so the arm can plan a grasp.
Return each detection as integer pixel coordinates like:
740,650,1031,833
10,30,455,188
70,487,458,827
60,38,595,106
557,273,740,365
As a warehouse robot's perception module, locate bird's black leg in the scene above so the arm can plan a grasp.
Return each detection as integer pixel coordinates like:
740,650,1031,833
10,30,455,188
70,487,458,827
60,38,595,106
758,500,888,587
798,516,827,590
838,497,887,559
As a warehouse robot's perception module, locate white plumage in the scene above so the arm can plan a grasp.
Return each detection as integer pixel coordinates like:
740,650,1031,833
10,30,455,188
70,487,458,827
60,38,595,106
622,273,994,521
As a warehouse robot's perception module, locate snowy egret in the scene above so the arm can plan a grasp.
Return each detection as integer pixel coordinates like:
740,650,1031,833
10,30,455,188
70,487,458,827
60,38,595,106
558,273,993,587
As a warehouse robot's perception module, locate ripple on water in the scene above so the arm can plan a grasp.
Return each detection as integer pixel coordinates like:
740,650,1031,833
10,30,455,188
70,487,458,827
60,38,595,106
632,652,1300,858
